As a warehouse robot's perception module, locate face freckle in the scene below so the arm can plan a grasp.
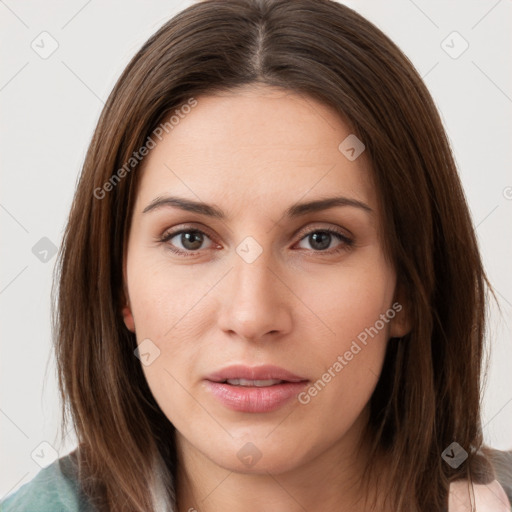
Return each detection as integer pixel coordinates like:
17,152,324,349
122,84,410,478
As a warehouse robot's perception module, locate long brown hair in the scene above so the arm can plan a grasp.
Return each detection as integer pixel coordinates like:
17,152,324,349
53,0,498,510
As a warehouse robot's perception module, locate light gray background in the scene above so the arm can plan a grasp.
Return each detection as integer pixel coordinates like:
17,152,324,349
1,0,511,499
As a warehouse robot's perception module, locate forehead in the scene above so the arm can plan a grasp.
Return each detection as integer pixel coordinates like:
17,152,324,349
135,85,377,216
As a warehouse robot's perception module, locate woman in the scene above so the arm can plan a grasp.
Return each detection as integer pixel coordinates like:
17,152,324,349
2,0,510,510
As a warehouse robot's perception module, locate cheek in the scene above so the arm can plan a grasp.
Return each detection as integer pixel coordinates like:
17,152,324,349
126,256,217,406
127,254,213,342
301,258,396,347
294,261,394,414
127,263,208,425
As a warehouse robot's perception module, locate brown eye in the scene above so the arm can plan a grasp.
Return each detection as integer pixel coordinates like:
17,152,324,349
306,231,333,251
177,231,205,251
160,228,214,255
296,229,353,253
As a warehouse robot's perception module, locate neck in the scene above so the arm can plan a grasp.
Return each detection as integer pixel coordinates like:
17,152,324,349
174,409,390,512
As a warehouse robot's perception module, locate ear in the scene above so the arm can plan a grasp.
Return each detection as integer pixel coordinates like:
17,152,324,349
122,302,135,333
389,283,412,339
120,252,135,333
120,277,135,332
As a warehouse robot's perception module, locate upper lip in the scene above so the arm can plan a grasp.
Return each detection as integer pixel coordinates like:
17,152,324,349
205,365,308,383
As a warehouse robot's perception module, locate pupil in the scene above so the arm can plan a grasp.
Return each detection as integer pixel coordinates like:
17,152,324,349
310,232,331,250
182,231,203,250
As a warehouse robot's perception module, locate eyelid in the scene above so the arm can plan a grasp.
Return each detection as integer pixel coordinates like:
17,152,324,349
159,223,218,248
293,222,353,241
160,222,217,240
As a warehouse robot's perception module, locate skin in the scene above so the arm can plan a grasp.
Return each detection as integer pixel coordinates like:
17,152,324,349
122,84,411,512
449,480,511,512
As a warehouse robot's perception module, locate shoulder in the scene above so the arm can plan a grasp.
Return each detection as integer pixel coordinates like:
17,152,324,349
449,479,511,512
0,453,96,512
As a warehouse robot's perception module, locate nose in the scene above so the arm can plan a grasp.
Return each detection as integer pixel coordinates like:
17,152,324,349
216,246,293,342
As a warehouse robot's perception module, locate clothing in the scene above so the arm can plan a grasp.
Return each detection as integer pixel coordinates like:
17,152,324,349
0,452,96,512
2,452,510,511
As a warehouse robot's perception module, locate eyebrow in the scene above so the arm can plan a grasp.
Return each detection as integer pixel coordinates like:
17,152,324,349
142,195,373,218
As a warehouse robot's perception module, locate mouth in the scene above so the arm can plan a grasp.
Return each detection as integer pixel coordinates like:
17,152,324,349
204,365,309,413
221,378,291,387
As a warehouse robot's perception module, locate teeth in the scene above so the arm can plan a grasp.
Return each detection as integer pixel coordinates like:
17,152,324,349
225,378,283,387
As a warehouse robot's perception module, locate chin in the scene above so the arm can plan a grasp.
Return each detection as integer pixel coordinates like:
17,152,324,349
200,436,309,476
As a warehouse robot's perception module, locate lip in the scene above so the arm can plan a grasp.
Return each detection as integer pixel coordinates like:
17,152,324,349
205,364,307,383
204,365,309,413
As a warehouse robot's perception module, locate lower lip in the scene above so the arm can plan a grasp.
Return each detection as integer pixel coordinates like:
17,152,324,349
204,380,309,413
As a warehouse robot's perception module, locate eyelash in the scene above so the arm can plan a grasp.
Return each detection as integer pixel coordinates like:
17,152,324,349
158,225,354,257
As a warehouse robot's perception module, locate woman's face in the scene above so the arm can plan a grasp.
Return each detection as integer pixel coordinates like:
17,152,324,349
122,85,409,475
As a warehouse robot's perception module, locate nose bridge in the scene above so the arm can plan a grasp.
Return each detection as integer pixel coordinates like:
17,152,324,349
216,237,292,340
234,247,275,301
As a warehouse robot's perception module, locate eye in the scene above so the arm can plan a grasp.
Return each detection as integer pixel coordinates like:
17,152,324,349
159,225,354,257
159,228,215,256
295,228,354,254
